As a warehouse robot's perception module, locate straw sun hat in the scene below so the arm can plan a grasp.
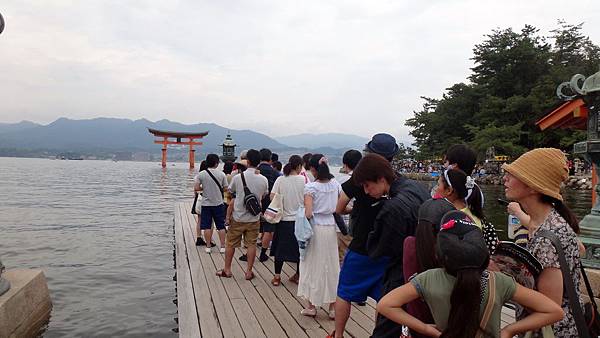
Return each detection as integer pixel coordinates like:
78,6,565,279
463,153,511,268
501,148,569,201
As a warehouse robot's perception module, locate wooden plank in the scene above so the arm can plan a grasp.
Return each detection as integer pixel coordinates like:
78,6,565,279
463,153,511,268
254,250,370,337
174,204,201,338
177,203,223,337
230,248,307,338
277,259,374,336
180,206,245,338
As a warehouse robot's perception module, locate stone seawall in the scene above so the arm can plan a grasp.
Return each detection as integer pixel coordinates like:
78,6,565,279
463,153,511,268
403,172,593,191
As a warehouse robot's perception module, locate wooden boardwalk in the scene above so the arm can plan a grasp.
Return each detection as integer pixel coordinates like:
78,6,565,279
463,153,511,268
173,201,514,337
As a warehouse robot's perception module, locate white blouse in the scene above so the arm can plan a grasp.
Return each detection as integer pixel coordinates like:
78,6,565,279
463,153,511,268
304,179,341,226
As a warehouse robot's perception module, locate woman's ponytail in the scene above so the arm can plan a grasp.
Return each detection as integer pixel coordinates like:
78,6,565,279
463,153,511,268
441,269,490,338
541,195,580,233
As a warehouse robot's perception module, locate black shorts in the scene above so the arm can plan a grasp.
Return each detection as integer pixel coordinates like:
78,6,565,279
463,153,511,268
260,220,276,233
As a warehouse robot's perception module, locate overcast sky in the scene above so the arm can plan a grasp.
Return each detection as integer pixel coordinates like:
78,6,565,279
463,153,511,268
1,1,599,141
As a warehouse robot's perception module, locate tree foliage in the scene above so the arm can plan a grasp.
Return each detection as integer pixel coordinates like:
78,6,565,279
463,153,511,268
406,21,599,160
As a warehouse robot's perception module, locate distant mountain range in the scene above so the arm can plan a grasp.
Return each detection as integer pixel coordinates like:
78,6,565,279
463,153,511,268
0,118,369,155
275,133,369,150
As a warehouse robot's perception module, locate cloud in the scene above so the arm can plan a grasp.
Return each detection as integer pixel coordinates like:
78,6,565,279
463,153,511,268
0,0,599,142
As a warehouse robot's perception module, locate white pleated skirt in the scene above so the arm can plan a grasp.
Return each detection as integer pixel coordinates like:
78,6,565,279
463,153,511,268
297,224,340,307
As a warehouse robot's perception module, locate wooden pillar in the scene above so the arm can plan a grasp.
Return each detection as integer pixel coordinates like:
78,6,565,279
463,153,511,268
189,139,195,169
161,137,168,168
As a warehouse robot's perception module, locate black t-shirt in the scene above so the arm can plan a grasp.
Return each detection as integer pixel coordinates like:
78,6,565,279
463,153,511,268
257,162,279,212
342,178,383,255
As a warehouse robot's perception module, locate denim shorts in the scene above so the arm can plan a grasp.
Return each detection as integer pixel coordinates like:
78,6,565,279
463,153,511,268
199,204,226,230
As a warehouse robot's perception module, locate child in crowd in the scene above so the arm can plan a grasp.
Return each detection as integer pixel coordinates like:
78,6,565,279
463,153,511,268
378,211,564,338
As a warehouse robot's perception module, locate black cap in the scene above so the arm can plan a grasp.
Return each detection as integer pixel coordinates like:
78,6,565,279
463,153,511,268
436,210,489,272
365,133,400,159
418,199,455,232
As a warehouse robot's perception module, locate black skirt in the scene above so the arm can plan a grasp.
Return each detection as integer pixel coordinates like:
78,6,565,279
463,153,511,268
270,220,299,263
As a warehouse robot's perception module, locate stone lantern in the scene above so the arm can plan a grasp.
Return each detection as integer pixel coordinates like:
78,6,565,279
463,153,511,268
557,69,600,267
220,133,237,163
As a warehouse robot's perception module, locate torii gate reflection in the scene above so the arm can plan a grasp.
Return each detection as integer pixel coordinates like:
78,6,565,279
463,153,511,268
148,128,209,168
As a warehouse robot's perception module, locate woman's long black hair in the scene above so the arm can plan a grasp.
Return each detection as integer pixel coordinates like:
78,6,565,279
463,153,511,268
438,251,492,338
541,195,580,233
415,220,439,271
443,168,485,220
308,154,334,181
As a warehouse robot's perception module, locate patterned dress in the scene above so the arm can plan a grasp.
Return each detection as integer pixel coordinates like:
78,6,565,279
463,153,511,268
524,208,583,338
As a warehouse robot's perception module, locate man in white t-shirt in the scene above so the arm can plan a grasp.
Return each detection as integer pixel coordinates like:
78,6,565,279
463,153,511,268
194,154,229,254
216,149,268,280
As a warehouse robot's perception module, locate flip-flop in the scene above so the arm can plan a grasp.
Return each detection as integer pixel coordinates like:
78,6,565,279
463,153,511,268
245,271,255,280
216,269,232,278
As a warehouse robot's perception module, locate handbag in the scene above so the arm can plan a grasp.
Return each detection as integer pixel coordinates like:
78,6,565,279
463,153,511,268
191,192,200,214
264,192,283,224
294,206,313,261
581,263,600,335
537,230,590,338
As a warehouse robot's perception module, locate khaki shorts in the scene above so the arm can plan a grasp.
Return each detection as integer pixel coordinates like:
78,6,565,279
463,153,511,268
226,219,260,249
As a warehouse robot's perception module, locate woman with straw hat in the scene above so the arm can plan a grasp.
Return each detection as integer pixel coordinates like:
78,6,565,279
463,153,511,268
502,148,582,338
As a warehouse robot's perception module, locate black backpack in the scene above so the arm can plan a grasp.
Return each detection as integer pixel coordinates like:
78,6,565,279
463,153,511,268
240,171,261,216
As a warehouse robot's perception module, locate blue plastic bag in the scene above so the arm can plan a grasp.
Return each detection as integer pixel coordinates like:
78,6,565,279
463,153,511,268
294,206,313,261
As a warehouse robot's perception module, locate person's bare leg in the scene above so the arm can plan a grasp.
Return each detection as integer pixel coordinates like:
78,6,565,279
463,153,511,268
217,229,226,248
196,217,203,240
223,247,234,274
204,228,213,248
261,231,273,249
246,245,257,273
334,297,351,338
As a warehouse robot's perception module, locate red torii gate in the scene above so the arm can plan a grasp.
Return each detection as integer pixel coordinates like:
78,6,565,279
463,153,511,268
148,128,209,169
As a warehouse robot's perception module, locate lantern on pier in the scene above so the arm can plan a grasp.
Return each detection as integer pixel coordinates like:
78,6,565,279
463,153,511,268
220,133,237,163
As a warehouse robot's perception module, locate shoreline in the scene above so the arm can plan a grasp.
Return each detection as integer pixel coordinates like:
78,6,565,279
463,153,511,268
403,172,593,191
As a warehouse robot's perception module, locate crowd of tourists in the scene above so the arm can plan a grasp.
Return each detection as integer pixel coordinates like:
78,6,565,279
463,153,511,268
191,133,591,338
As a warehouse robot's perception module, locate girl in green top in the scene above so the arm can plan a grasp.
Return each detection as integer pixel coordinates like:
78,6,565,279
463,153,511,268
377,210,563,338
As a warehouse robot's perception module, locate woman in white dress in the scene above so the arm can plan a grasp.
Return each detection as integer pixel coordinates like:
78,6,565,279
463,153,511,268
298,154,340,319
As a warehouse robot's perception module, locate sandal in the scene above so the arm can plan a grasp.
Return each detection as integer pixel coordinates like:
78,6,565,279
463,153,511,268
288,273,299,284
245,271,255,280
215,269,232,278
271,276,281,286
300,308,316,317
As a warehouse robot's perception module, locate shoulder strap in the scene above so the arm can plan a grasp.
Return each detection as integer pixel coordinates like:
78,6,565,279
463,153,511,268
476,272,496,338
205,169,224,196
537,229,590,338
240,171,250,191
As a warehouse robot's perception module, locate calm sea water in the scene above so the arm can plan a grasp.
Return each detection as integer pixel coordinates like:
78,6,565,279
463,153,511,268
0,157,593,337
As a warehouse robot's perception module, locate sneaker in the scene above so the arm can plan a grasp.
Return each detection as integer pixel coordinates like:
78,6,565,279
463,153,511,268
219,247,226,254
259,252,269,262
205,247,211,253
239,254,247,261
195,237,207,246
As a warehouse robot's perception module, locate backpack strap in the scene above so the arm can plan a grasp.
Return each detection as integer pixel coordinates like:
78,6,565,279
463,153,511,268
537,229,590,338
476,271,496,338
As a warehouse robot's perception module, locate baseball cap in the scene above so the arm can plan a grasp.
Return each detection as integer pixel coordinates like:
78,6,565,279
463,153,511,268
436,210,489,272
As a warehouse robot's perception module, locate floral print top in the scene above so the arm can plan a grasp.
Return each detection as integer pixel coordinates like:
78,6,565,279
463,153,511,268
524,208,583,338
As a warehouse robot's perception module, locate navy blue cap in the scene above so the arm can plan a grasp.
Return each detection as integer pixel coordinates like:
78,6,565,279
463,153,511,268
365,133,400,159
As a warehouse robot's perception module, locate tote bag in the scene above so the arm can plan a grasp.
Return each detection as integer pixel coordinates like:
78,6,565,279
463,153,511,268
264,192,283,224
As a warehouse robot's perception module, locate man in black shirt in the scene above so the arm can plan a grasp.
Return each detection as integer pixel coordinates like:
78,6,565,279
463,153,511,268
332,134,401,338
257,148,279,261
